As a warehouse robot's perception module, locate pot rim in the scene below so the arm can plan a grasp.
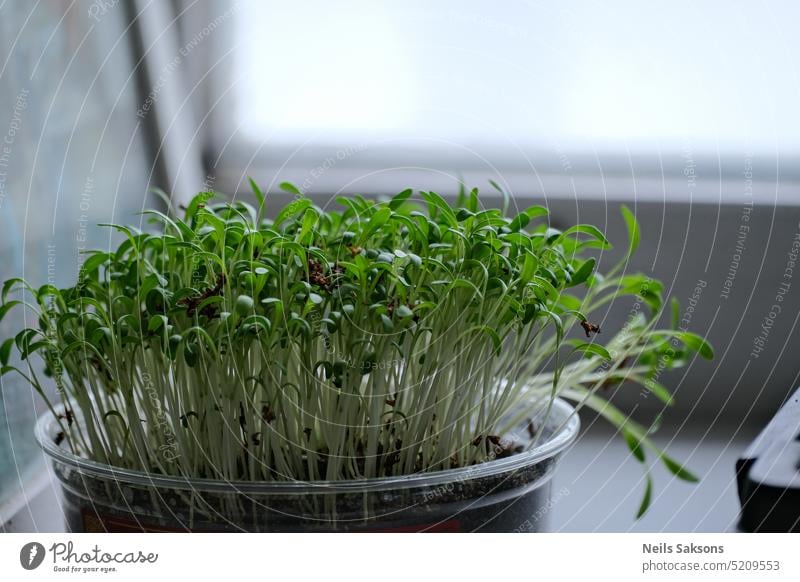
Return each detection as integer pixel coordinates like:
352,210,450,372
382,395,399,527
35,399,579,493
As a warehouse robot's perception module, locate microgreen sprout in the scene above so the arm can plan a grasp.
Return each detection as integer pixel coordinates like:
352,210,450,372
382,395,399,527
0,182,713,516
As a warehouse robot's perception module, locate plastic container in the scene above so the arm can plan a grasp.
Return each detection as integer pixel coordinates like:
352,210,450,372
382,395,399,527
35,399,578,532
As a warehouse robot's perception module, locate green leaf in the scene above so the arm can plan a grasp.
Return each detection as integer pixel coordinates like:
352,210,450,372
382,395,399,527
380,314,394,332
14,328,40,354
149,186,173,210
455,180,467,207
103,409,127,425
279,181,302,195
661,454,699,482
455,208,474,222
556,224,611,250
571,342,612,361
488,180,510,215
3,278,29,302
273,197,312,228
420,191,457,227
389,188,412,210
508,206,548,232
624,429,645,463
0,338,15,366
167,334,182,358
670,297,681,330
0,301,21,323
467,187,479,212
249,178,266,211
377,252,394,264
1,365,19,377
275,240,307,265
360,352,377,375
360,207,392,243
235,295,255,316
620,204,640,256
674,332,714,359
557,296,584,313
81,252,112,273
520,251,539,283
183,191,215,222
568,258,596,288
395,305,413,318
140,209,182,237
147,314,168,333
183,343,199,367
241,315,272,335
297,208,319,244
636,475,653,519
532,275,559,300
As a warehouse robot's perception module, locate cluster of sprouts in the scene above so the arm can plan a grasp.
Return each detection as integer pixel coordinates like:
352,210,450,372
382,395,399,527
0,181,712,515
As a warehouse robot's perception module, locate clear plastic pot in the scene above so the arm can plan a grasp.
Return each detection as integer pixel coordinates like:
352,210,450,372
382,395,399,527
35,399,578,532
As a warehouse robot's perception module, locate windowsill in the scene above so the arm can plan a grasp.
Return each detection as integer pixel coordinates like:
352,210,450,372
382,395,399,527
209,140,800,206
553,423,756,532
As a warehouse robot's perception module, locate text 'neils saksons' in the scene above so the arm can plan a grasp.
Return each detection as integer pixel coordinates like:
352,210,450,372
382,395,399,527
643,543,724,554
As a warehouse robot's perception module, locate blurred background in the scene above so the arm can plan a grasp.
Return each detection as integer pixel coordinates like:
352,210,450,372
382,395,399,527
1,0,799,532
